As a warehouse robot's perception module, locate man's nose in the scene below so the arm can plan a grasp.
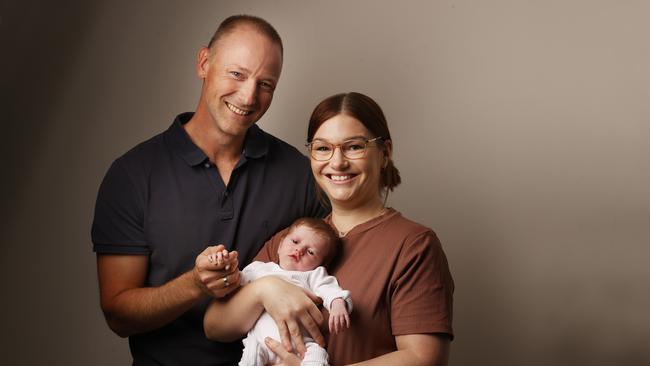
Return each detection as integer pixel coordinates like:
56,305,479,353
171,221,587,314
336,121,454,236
239,80,258,106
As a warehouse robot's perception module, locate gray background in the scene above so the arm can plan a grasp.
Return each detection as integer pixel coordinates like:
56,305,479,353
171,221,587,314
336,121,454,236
2,0,649,365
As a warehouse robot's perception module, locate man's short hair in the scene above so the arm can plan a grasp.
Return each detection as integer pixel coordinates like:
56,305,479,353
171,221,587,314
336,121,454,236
208,14,283,55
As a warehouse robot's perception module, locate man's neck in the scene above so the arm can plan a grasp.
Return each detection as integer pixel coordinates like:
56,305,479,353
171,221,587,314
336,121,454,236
184,112,246,185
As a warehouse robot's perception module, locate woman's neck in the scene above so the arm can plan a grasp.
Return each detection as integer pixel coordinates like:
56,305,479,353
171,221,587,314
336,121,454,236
330,198,386,237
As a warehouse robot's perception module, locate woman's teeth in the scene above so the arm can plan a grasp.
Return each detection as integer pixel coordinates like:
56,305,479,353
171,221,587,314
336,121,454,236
331,175,351,181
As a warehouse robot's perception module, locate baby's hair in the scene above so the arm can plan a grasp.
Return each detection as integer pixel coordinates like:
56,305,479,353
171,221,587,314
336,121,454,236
286,217,340,266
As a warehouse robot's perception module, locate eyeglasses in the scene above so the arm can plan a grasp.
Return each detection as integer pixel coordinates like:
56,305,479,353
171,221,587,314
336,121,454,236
306,137,383,161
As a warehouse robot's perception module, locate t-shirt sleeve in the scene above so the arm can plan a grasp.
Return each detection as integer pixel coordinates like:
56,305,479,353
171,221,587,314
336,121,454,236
390,231,454,338
91,158,149,254
253,227,287,263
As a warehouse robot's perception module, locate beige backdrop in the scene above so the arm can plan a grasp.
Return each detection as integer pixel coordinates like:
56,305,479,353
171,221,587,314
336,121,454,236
2,0,649,365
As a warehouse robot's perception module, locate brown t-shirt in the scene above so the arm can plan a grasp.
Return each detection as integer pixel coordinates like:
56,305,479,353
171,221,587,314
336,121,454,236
254,209,454,365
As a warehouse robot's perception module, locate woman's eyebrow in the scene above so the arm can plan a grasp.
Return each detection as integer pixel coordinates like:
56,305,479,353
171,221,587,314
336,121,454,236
312,135,368,142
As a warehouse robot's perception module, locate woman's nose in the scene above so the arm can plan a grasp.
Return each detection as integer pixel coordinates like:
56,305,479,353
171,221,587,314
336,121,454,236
329,147,349,169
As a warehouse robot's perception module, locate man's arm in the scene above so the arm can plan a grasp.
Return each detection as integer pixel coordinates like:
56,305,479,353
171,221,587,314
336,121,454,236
97,245,240,337
204,276,325,356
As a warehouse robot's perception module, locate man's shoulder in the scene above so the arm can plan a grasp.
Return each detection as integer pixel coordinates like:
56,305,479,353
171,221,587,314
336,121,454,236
111,130,166,171
258,128,309,164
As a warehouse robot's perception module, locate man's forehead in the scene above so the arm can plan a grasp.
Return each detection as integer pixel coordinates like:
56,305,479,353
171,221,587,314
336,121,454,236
211,24,281,52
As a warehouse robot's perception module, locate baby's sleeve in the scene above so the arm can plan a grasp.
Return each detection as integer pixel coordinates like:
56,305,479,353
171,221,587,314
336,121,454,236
309,267,353,313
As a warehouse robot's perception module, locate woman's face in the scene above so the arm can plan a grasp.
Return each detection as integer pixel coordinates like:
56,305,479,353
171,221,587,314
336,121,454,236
310,114,385,209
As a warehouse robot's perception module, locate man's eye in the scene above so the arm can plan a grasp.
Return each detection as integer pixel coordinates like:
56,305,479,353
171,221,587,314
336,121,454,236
259,81,274,90
230,71,242,78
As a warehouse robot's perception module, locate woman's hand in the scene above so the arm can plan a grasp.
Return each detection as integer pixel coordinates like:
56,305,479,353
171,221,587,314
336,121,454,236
265,337,302,366
258,276,325,357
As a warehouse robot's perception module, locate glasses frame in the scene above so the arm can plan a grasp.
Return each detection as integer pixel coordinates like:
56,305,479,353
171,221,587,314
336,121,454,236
305,136,384,161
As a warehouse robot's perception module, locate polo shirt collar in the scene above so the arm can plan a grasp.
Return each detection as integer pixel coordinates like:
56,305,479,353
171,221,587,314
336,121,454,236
166,113,268,166
242,124,268,159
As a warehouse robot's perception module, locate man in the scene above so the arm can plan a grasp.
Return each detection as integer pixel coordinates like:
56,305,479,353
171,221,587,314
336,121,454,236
92,15,326,365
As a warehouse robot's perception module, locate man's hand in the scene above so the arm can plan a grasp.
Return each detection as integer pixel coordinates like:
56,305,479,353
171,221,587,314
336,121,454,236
258,276,325,357
328,297,350,335
193,245,241,298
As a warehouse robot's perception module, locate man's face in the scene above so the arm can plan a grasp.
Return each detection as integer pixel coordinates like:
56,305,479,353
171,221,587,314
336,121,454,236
277,225,330,272
197,26,283,138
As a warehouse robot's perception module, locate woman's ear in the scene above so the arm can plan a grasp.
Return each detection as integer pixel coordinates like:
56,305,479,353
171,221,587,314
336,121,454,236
196,47,210,79
383,139,393,168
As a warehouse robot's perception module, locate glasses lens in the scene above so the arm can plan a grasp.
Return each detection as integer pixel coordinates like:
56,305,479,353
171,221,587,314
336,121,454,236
310,141,333,160
342,139,368,159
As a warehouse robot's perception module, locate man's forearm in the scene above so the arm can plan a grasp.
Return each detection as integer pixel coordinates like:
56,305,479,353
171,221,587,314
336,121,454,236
203,280,265,341
103,270,204,337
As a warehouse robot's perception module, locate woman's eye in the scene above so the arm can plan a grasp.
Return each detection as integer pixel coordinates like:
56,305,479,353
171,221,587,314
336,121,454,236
346,142,365,151
292,239,298,244
307,249,315,255
315,145,331,152
230,71,242,78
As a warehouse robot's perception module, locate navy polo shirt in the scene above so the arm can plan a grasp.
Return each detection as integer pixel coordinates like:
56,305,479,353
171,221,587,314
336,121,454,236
92,112,327,365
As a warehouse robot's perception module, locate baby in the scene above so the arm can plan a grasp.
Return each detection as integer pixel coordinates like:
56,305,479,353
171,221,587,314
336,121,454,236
210,217,352,366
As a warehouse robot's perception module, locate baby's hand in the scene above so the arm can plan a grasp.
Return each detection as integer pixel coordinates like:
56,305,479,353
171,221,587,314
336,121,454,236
207,249,235,271
328,298,350,334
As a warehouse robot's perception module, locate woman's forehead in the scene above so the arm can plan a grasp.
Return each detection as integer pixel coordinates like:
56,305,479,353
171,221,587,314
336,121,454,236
314,114,370,139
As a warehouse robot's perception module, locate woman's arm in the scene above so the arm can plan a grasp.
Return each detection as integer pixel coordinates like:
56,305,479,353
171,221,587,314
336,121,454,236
350,333,450,366
203,276,326,355
265,333,450,366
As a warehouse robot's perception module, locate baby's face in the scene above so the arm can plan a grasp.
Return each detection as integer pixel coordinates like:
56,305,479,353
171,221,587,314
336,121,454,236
278,224,330,271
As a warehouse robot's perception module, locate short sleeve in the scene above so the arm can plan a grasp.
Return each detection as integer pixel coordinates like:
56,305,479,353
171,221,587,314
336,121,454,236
91,158,149,254
390,231,454,338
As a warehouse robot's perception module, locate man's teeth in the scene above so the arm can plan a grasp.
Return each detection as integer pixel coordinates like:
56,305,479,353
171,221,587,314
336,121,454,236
331,175,351,181
226,102,251,116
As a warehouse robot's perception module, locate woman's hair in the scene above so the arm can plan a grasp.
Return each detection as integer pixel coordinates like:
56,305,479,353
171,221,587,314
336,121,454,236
286,217,340,267
307,92,401,201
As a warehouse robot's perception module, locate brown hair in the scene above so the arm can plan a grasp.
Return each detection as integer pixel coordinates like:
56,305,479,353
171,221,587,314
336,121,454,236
207,14,283,55
286,217,340,267
307,92,401,202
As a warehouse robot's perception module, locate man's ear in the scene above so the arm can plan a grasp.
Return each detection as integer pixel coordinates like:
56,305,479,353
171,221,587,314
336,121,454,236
196,47,210,79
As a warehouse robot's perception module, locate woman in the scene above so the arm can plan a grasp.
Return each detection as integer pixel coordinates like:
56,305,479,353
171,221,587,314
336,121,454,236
205,92,454,365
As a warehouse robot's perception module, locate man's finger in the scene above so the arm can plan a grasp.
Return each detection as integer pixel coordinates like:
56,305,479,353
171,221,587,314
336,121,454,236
303,289,323,307
302,306,325,346
287,320,306,356
274,320,292,353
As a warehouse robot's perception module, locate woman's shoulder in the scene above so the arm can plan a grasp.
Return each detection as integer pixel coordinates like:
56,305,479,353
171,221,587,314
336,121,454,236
382,209,438,238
